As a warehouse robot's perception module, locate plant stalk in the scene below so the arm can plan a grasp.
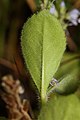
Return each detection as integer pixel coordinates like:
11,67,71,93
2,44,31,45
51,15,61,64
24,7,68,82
43,0,48,8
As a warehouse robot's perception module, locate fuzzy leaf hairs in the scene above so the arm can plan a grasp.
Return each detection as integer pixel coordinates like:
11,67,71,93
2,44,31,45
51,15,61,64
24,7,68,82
38,94,80,120
21,10,66,103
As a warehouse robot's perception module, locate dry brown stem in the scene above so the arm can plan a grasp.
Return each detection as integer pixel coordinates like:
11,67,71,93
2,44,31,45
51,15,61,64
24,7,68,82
26,0,37,12
0,75,33,120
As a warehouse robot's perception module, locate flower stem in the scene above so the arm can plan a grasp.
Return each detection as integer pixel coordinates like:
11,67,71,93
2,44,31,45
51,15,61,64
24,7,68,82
43,0,48,8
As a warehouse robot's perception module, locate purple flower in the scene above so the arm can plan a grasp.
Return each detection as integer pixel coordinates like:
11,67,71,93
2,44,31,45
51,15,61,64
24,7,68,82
68,9,80,26
50,4,58,17
69,9,80,20
69,20,78,26
60,1,65,8
50,5,56,14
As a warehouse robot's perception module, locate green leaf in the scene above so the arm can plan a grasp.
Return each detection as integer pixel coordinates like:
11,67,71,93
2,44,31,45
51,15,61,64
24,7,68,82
55,74,79,94
38,94,80,120
48,57,80,95
55,53,80,79
21,10,66,102
35,0,41,7
48,72,79,96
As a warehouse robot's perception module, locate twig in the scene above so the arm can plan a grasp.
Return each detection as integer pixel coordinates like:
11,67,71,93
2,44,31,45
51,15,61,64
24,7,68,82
26,0,37,12
0,75,33,120
65,30,77,52
0,58,18,75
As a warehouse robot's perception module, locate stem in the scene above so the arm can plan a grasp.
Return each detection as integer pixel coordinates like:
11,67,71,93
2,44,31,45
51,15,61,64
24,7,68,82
41,87,46,104
41,93,47,106
26,0,37,12
0,32,5,57
43,0,48,8
41,69,47,105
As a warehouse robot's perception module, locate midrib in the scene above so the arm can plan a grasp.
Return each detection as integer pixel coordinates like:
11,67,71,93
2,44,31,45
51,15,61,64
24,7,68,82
41,15,46,103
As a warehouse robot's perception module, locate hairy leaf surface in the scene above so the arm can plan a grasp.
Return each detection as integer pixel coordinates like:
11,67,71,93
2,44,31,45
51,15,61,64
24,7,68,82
48,57,80,95
21,10,66,100
38,94,80,120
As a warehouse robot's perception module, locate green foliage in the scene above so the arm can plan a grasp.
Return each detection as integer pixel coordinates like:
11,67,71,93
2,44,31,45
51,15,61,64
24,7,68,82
48,54,80,95
21,10,66,102
55,53,80,79
38,94,80,120
55,0,62,12
54,72,79,94
35,0,49,8
35,0,41,7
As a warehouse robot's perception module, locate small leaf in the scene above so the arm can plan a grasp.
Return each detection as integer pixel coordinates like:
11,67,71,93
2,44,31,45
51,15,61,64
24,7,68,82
21,10,66,102
38,94,80,120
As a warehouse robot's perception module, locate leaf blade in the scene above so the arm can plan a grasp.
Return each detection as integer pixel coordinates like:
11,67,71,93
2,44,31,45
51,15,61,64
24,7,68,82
48,58,80,95
21,10,66,100
38,94,80,120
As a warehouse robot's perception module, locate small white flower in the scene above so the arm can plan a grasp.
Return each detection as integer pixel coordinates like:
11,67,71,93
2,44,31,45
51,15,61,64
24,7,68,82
50,5,56,14
69,9,80,20
68,9,80,26
60,1,65,7
70,19,78,26
69,19,78,26
50,4,58,17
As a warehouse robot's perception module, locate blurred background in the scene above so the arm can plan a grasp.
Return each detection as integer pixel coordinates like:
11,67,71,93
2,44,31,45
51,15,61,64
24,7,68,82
0,0,80,62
